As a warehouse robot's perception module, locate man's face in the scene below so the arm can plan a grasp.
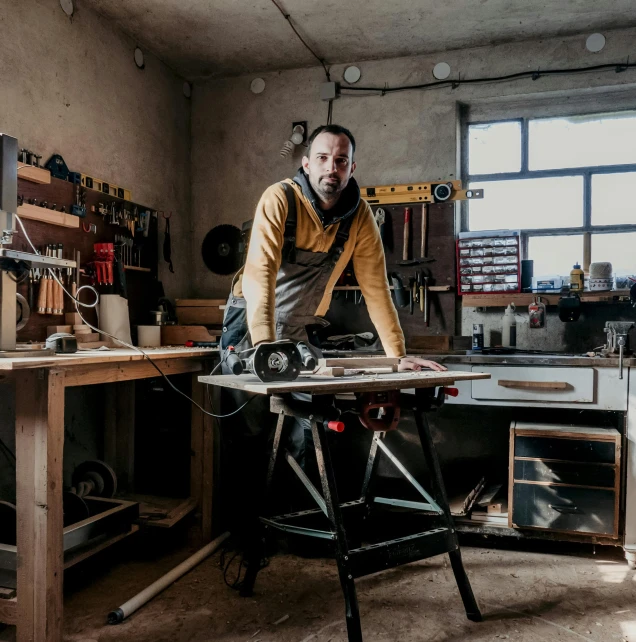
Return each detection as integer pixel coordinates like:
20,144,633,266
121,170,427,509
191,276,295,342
302,132,356,203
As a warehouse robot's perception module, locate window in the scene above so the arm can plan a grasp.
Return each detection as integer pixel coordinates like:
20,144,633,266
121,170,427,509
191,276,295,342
466,111,636,278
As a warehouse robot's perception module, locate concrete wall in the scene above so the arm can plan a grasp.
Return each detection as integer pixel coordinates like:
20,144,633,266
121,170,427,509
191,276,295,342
191,26,636,351
0,0,192,296
0,0,191,500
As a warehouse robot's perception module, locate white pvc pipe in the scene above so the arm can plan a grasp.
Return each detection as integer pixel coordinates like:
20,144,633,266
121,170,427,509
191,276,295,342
108,531,231,624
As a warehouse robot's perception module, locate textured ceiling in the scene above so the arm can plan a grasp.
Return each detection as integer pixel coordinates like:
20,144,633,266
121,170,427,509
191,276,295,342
81,0,636,79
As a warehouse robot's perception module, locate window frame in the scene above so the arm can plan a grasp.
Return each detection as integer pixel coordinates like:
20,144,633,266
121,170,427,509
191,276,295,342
462,114,636,263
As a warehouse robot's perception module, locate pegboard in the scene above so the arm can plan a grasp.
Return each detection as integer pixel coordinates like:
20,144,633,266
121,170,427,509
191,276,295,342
14,175,162,342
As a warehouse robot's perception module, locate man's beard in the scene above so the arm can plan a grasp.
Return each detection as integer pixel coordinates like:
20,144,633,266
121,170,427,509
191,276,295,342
312,173,344,199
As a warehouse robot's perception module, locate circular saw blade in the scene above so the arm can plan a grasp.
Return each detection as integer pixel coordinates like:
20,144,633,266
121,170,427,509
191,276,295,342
201,224,243,275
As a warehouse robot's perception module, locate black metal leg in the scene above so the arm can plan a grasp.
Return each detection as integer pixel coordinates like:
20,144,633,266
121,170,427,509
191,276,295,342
240,413,287,598
360,432,382,502
413,392,482,622
311,419,363,642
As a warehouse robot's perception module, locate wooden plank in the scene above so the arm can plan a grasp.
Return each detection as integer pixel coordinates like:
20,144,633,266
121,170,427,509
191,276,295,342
140,498,198,529
162,325,219,346
0,347,218,371
175,299,226,307
0,597,17,625
17,203,79,228
104,382,136,493
62,358,203,387
318,357,400,369
15,369,65,642
0,587,16,599
462,291,631,308
190,372,215,541
176,307,224,325
199,370,490,395
18,163,51,184
63,525,139,570
406,336,452,352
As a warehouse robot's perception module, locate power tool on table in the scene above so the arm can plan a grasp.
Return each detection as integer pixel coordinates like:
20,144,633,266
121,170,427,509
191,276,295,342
225,339,316,382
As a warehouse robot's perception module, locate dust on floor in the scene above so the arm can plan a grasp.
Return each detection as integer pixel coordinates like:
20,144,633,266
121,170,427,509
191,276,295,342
1,540,634,641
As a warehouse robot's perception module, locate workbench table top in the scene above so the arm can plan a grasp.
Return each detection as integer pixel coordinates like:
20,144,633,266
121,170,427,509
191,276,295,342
199,370,489,395
0,346,218,370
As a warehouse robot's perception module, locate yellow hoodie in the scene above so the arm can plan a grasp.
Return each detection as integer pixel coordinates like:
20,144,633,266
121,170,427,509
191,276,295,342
233,179,406,358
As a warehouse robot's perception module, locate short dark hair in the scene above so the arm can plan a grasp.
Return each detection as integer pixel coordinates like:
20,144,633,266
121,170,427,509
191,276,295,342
307,124,356,159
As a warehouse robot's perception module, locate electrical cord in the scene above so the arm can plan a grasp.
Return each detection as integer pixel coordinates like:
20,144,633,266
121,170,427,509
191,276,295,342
14,214,253,420
338,60,636,96
269,0,330,82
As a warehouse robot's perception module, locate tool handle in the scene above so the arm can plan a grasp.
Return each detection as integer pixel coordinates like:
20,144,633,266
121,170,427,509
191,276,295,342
37,276,47,313
402,208,411,261
225,348,244,375
420,204,428,259
46,277,53,313
185,340,218,348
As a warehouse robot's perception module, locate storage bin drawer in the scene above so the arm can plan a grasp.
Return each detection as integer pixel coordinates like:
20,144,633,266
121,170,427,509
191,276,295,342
515,435,616,464
512,483,616,536
471,366,594,402
513,459,615,488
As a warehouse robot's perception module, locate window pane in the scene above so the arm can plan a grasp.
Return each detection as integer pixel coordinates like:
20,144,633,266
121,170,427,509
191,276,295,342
592,233,636,274
468,122,521,175
529,111,636,170
468,177,583,231
592,173,636,225
529,235,584,277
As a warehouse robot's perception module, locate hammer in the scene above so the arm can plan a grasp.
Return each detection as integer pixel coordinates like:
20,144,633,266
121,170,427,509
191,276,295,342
399,205,434,265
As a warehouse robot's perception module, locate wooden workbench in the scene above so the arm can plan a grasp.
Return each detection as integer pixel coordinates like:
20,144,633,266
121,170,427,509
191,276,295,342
0,347,219,641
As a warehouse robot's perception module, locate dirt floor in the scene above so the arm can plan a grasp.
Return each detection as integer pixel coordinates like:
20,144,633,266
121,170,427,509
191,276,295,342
1,532,635,642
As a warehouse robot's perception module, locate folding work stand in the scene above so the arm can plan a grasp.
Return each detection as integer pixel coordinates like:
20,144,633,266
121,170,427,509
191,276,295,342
239,386,482,641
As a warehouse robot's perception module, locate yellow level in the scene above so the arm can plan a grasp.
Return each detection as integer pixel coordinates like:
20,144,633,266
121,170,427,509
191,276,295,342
360,180,483,205
80,173,132,201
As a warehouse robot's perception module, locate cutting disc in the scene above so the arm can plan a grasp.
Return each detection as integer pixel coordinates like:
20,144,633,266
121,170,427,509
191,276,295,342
202,224,242,275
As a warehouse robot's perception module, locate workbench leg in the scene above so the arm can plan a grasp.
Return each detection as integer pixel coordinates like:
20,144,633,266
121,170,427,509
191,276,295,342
240,413,286,598
311,420,363,642
103,381,135,493
15,369,65,642
191,374,215,542
413,400,482,623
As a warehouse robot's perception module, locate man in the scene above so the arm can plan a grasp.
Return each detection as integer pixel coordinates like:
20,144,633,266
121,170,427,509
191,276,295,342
221,123,445,374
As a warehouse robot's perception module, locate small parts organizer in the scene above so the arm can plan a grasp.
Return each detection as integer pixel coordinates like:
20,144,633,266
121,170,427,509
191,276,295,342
457,230,521,295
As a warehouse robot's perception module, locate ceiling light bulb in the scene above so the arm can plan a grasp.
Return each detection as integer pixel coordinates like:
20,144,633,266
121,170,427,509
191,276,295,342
586,33,606,53
250,78,266,94
290,132,304,145
433,62,451,80
343,66,361,84
134,47,145,69
60,0,74,17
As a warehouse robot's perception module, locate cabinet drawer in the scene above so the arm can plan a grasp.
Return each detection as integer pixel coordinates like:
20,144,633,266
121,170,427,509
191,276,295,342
471,366,594,402
512,483,616,536
513,459,615,488
515,435,616,464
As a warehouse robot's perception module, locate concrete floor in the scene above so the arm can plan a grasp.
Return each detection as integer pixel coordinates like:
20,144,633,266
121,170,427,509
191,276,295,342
1,534,635,642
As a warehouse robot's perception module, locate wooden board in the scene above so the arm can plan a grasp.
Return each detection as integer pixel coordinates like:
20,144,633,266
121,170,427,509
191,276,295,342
318,357,399,368
199,370,490,395
176,307,224,325
161,325,219,345
406,335,452,352
17,163,51,184
0,347,218,371
17,203,79,228
175,299,226,307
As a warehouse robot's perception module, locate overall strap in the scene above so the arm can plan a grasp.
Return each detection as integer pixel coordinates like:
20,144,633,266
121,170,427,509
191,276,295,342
280,182,298,262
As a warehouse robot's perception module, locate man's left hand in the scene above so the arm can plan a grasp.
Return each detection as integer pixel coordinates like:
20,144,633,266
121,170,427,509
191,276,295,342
398,356,447,372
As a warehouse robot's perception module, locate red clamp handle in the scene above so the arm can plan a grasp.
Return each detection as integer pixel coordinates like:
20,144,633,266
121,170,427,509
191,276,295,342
327,421,345,433
443,387,459,397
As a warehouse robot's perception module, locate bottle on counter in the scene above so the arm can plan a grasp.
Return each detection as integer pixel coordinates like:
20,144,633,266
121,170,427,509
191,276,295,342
502,303,517,348
570,262,584,292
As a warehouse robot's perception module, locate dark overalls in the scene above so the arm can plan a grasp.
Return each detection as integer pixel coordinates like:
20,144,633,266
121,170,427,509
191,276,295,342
219,181,355,538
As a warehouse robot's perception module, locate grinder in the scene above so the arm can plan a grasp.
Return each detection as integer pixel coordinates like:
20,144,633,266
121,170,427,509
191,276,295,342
226,340,316,382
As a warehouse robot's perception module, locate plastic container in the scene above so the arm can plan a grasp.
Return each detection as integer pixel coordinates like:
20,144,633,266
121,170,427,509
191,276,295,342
570,263,584,292
502,303,517,347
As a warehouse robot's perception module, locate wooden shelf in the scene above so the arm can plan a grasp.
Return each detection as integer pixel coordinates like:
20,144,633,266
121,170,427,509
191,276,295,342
462,290,632,308
121,494,197,528
17,203,79,228
335,285,452,292
123,265,151,272
17,163,51,185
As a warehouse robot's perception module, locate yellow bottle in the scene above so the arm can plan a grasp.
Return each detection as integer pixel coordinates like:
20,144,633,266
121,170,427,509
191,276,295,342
570,262,584,292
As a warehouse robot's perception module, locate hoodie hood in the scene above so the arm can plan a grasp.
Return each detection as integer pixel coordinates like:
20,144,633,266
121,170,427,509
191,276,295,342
293,167,361,227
